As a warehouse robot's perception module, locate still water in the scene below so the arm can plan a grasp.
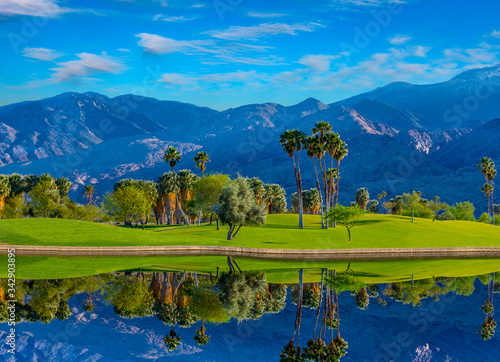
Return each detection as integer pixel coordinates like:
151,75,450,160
1,269,499,361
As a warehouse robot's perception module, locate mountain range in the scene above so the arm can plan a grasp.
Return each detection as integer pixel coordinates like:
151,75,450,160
1,64,500,213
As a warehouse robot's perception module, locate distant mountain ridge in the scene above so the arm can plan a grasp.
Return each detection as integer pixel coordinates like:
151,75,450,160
0,65,499,212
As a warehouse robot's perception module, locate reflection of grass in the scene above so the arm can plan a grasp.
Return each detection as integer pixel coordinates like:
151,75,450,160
7,255,500,284
1,214,499,281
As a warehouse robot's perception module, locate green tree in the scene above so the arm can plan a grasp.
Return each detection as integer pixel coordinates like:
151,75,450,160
264,184,287,214
218,177,267,240
280,129,307,228
192,174,230,230
449,201,476,221
30,179,60,217
354,188,370,210
377,191,387,214
481,183,494,224
403,191,422,222
104,185,151,228
429,196,449,221
163,146,190,227
328,205,365,241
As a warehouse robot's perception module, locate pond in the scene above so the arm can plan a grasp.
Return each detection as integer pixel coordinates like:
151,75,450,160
1,267,499,361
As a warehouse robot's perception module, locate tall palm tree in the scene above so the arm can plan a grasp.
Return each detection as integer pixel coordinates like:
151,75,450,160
478,157,497,225
194,151,210,225
378,191,387,214
163,146,190,227
82,185,96,206
280,130,307,228
194,151,210,178
334,140,348,209
481,183,494,224
306,136,326,228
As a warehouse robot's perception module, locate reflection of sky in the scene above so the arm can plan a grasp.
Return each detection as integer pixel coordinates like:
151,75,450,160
1,280,499,361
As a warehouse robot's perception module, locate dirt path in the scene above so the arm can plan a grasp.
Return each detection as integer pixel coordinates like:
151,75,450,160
1,245,500,260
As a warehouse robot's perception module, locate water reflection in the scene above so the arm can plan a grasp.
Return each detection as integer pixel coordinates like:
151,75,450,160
0,268,499,360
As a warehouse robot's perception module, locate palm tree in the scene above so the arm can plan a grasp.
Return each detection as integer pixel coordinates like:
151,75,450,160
194,151,210,225
55,177,73,198
478,157,497,225
334,140,348,209
377,191,387,214
481,183,494,224
194,151,210,178
355,188,370,210
306,136,326,228
194,320,211,346
163,146,190,227
279,130,307,228
82,185,96,206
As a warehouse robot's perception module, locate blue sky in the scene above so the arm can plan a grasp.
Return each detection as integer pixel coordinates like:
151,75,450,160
1,0,500,109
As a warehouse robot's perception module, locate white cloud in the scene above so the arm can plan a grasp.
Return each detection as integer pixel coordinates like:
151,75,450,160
247,11,288,18
206,22,323,41
190,3,205,8
329,0,409,10
135,33,213,54
389,34,412,45
153,14,196,22
0,0,72,17
118,48,131,53
135,33,282,65
160,70,259,85
298,54,341,73
442,47,498,65
50,52,128,82
22,47,65,61
484,30,500,38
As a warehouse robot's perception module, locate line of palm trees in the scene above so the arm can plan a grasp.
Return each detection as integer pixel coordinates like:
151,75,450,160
479,157,497,225
280,121,348,229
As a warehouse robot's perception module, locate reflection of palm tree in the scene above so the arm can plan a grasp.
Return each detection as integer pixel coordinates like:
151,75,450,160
279,269,304,360
479,273,497,340
164,328,181,351
194,320,211,346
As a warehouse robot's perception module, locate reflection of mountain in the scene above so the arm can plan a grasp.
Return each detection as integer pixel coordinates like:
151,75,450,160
1,65,500,212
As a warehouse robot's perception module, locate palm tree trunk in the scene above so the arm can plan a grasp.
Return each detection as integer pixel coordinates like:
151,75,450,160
172,169,190,227
313,269,325,339
198,209,202,226
487,195,491,224
313,159,325,229
297,152,304,229
491,190,495,225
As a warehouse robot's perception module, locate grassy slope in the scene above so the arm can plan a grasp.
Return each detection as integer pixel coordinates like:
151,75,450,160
1,214,499,282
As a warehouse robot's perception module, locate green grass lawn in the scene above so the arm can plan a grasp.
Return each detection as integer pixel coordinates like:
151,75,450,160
1,214,499,282
1,213,499,249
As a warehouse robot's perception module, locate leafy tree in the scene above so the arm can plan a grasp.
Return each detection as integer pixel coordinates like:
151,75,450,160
192,174,230,230
449,201,476,221
191,289,228,324
30,179,60,217
0,175,12,211
105,275,153,318
218,271,267,321
280,129,307,228
163,146,190,226
402,191,422,222
246,177,266,204
303,188,320,214
354,188,369,210
429,196,449,221
104,185,151,228
218,177,267,240
328,205,365,241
